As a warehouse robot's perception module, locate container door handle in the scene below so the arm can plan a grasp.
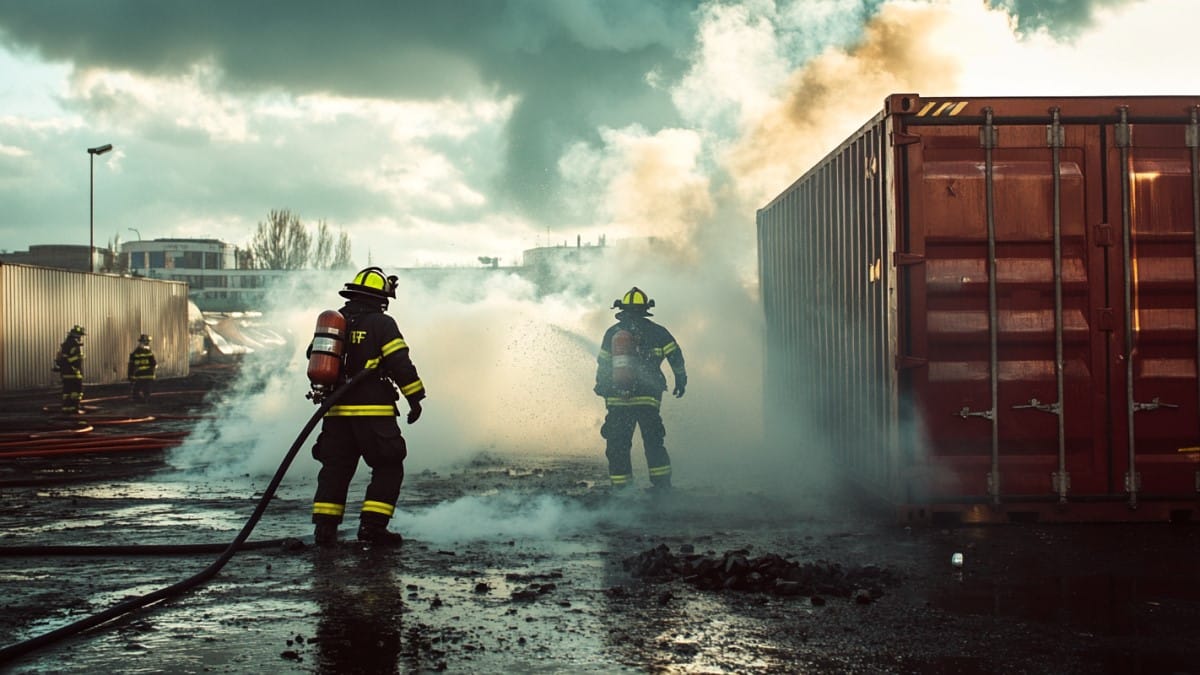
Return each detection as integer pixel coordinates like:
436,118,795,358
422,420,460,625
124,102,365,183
1012,398,1061,415
1133,397,1179,413
956,406,994,420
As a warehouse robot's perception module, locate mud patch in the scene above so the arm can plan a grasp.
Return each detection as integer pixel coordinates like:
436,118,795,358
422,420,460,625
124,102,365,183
624,543,899,602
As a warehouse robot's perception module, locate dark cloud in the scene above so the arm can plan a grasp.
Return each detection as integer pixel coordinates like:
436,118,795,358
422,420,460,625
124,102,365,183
0,0,700,226
989,0,1143,36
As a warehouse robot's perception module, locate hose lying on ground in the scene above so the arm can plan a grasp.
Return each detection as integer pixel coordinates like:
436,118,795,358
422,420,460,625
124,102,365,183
0,369,372,665
0,540,306,556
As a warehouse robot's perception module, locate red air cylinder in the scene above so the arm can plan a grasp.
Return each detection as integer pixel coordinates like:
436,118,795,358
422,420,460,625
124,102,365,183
611,328,635,391
307,309,346,387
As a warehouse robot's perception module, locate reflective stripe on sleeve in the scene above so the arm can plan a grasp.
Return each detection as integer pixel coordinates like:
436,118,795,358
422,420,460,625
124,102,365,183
400,379,424,396
381,338,408,357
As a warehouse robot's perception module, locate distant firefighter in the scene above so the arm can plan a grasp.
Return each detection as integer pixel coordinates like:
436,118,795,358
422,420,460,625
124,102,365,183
127,334,157,402
594,287,687,492
53,325,86,414
305,267,426,547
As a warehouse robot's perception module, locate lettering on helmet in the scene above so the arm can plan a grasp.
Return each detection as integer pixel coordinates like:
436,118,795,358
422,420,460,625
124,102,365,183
350,330,367,344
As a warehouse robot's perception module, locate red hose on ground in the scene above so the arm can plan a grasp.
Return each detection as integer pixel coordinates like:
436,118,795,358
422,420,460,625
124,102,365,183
80,390,213,405
0,431,184,449
84,416,157,426
0,426,94,441
0,439,183,458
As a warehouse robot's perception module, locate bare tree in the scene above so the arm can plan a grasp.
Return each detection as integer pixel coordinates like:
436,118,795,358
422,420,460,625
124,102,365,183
250,209,311,269
331,231,355,270
311,220,334,269
104,233,127,273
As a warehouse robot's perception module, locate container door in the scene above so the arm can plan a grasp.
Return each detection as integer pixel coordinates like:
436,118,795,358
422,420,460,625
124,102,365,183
902,121,1107,500
1106,119,1200,499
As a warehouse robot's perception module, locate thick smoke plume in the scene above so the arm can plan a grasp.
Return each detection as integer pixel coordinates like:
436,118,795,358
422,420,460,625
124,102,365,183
170,0,1186,508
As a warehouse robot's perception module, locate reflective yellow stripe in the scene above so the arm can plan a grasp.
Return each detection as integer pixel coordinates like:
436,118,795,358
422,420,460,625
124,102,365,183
400,379,424,396
326,404,395,416
130,375,156,380
364,357,381,369
362,500,395,517
381,338,408,357
648,465,672,477
662,342,678,355
610,474,631,485
313,502,345,517
605,396,660,408
598,351,612,361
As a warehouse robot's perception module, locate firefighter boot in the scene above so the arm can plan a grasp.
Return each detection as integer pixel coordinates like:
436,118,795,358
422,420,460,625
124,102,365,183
313,522,338,547
357,521,404,546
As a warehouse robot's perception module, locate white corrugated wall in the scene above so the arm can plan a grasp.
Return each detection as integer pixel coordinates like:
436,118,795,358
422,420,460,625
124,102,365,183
0,263,190,391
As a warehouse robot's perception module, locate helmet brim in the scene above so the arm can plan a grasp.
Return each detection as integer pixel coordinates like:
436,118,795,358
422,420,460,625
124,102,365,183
340,288,390,301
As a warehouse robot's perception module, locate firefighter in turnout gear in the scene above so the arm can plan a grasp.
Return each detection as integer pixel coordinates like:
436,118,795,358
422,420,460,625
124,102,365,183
127,334,157,402
308,267,426,547
594,287,687,491
54,325,87,414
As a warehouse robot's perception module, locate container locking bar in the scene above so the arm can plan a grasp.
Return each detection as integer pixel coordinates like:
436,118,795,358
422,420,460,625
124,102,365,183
1048,107,1069,503
982,107,1001,503
1189,106,1200,442
957,406,994,420
1118,105,1138,510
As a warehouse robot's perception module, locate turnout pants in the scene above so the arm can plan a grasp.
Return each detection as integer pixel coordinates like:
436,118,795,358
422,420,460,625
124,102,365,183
60,377,83,412
602,403,671,488
311,416,408,527
130,379,153,402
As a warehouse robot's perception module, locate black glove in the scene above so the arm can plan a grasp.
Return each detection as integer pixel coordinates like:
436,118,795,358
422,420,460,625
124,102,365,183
672,375,687,399
407,400,423,424
594,383,607,397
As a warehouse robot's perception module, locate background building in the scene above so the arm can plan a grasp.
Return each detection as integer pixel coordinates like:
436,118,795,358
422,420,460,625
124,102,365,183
122,238,273,312
0,244,108,273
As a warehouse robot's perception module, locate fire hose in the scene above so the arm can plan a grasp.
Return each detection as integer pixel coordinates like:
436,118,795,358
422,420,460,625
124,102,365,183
0,368,372,666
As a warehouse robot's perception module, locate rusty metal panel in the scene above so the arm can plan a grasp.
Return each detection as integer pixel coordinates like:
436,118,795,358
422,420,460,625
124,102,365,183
0,263,190,391
760,94,1200,521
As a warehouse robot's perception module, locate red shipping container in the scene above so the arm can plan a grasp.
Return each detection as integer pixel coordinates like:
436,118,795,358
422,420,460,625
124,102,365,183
757,93,1200,523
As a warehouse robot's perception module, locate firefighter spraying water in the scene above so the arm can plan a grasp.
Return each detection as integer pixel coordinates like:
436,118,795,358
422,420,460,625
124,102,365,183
594,287,687,491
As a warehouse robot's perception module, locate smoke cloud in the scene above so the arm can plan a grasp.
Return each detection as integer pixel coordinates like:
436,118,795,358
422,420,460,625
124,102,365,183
167,0,1198,517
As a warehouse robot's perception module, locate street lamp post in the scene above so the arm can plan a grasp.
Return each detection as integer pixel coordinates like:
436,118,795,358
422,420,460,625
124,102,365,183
87,144,113,273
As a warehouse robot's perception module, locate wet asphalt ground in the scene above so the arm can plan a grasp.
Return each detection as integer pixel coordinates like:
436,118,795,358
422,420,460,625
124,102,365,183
2,370,1200,673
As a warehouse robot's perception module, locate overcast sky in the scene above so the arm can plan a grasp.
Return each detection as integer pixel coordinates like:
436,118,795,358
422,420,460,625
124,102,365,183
0,0,1193,270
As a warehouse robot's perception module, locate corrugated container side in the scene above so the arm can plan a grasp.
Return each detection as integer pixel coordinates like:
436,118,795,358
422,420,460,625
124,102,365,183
0,263,190,391
759,93,1200,522
758,109,902,501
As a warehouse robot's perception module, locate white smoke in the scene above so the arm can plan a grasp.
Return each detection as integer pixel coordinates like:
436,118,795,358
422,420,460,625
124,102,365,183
168,0,1198,504
393,492,635,544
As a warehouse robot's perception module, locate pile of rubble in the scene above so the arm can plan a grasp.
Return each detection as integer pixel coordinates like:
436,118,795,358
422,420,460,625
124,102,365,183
623,544,899,603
